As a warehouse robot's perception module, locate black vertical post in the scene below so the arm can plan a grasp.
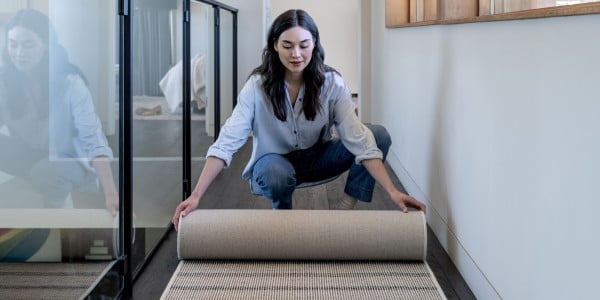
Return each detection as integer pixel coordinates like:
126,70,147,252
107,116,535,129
118,0,133,297
232,11,237,108
213,7,220,140
183,0,191,198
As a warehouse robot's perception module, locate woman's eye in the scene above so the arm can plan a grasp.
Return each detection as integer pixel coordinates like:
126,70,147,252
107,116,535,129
22,42,36,49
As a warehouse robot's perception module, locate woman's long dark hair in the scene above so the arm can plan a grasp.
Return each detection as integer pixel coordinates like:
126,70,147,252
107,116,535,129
251,9,337,121
1,9,87,118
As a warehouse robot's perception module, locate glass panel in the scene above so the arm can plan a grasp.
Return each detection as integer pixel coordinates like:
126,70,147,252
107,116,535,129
190,1,213,191
0,0,119,298
219,8,234,137
190,1,212,139
130,0,181,276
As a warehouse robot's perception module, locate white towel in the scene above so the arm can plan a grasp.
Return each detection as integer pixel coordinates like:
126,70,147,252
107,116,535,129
159,53,207,113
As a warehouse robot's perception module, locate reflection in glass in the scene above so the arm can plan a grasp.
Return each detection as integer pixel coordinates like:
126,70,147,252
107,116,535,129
191,1,213,139
0,9,117,212
130,0,181,276
219,8,234,133
0,1,119,298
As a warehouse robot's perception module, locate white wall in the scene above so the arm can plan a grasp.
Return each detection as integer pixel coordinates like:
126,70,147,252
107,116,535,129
369,2,600,299
359,0,371,123
270,0,360,94
220,0,264,91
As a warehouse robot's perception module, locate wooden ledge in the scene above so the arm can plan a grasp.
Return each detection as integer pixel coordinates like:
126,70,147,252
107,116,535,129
387,2,600,28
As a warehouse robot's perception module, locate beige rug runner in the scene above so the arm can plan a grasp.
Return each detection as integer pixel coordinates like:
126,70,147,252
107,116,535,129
161,210,446,299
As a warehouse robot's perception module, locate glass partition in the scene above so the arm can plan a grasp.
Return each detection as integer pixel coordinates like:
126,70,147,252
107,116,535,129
188,2,237,204
130,0,181,277
190,0,213,159
219,8,235,136
1,0,237,297
0,0,120,298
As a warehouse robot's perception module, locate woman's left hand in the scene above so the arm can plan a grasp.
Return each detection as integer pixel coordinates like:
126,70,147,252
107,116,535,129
389,190,426,213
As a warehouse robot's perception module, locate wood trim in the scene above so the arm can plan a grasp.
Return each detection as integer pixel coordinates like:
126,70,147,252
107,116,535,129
386,0,410,27
386,2,600,28
424,0,440,21
410,0,420,23
479,0,491,16
410,0,439,22
441,0,478,20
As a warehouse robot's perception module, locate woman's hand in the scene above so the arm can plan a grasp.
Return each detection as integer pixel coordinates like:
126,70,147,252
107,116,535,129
91,157,119,216
389,190,426,213
104,190,119,216
171,157,225,230
172,196,200,231
360,159,426,213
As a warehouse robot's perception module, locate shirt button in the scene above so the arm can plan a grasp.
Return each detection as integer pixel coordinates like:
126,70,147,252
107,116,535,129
294,130,297,134
295,144,299,148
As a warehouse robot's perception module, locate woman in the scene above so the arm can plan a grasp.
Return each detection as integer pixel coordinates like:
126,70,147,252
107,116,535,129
0,9,118,214
172,9,424,227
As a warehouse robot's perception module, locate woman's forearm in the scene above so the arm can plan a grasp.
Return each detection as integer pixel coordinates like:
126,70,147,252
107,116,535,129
361,158,397,195
189,156,226,201
92,156,118,215
361,158,426,212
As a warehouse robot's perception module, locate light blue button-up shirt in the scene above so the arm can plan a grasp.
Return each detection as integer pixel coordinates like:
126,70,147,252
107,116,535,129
0,74,113,172
207,71,382,180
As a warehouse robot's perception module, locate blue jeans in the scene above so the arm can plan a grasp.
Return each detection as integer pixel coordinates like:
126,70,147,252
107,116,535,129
251,124,392,209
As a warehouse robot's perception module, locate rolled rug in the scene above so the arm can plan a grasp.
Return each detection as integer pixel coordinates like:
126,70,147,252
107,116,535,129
163,209,446,300
177,209,426,261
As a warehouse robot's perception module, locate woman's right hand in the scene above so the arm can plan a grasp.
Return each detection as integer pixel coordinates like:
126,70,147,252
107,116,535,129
171,157,226,230
172,196,200,231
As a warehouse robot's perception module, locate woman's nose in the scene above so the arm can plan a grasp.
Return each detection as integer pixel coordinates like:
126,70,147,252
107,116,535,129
291,47,300,57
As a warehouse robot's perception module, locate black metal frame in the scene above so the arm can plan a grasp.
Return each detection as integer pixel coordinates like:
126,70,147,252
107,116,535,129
183,0,192,199
86,1,132,298
184,0,238,189
191,0,238,140
118,0,133,297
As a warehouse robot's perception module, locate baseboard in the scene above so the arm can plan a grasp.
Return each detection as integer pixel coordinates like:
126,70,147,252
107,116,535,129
386,150,501,300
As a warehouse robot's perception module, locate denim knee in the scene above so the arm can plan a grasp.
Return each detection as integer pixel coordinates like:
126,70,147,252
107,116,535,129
253,159,296,199
367,124,392,157
29,160,73,207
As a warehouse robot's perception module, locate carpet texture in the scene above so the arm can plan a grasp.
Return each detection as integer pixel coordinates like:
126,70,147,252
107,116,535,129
0,262,110,300
162,209,446,299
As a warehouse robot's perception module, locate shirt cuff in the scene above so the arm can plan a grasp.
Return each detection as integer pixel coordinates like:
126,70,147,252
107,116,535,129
206,147,233,167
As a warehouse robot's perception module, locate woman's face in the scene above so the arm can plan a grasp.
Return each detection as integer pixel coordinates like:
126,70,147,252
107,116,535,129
7,26,47,72
274,26,314,77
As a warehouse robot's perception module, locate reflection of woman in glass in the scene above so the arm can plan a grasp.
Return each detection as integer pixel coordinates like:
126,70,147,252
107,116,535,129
0,9,118,214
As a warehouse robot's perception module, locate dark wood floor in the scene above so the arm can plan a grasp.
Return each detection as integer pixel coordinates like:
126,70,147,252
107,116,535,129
130,133,476,299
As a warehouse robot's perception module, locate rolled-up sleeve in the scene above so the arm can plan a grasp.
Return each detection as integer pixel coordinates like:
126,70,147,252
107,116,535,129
69,76,113,160
331,77,382,165
206,77,255,167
